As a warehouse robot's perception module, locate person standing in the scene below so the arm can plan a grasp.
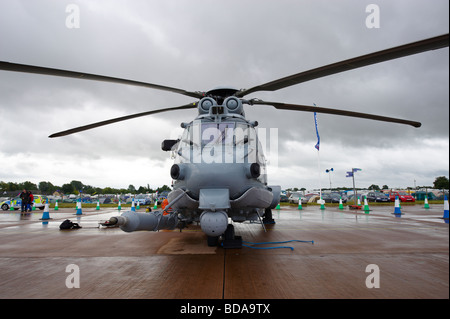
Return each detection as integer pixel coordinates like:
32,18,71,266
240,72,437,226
27,191,34,212
19,189,29,212
161,198,172,215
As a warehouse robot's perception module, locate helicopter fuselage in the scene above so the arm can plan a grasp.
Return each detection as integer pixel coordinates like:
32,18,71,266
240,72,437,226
164,95,281,237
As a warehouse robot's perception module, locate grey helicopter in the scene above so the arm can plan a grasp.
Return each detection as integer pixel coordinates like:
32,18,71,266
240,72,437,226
0,33,448,247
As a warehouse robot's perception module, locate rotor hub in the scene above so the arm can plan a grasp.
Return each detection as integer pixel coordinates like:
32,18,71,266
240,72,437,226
205,86,239,104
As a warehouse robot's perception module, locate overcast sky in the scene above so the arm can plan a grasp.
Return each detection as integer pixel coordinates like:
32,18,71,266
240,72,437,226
0,0,448,192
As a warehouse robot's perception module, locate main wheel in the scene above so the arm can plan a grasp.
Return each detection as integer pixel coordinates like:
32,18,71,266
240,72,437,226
207,236,219,247
263,207,275,224
223,224,235,240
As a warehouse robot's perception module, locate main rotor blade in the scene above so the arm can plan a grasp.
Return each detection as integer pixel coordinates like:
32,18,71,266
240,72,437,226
0,61,204,99
237,34,449,97
250,99,421,128
49,102,197,138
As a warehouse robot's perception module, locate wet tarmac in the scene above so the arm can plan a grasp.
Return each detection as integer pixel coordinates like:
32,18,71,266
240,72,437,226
0,204,448,300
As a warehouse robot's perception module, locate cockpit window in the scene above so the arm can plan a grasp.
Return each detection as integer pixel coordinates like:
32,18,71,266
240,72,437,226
175,120,265,165
201,123,235,147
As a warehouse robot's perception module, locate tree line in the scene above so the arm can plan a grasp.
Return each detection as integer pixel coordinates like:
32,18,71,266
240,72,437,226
0,180,172,196
2,176,448,196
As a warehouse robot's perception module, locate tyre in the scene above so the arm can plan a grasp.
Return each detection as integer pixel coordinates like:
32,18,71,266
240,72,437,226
207,236,219,247
223,224,235,241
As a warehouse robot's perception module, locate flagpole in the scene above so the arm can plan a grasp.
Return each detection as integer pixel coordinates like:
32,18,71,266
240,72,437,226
317,147,321,201
346,168,361,206
352,168,357,206
313,105,321,202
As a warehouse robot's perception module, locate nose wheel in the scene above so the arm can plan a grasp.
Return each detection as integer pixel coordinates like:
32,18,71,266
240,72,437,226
207,224,243,248
207,235,219,247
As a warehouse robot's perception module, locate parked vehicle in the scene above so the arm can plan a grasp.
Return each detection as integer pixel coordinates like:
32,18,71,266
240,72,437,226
280,194,289,202
366,192,390,202
135,194,152,205
388,191,415,202
1,195,48,211
156,191,169,202
322,193,346,203
288,192,302,204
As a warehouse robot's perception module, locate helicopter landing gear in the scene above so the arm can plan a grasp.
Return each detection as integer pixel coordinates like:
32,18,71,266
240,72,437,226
206,224,243,248
207,235,219,247
262,207,276,224
221,224,242,249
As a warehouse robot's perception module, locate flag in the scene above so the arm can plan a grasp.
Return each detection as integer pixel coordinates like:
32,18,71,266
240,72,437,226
347,168,361,177
314,105,320,151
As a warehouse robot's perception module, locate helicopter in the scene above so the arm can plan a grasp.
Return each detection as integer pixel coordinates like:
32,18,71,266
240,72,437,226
0,33,448,247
